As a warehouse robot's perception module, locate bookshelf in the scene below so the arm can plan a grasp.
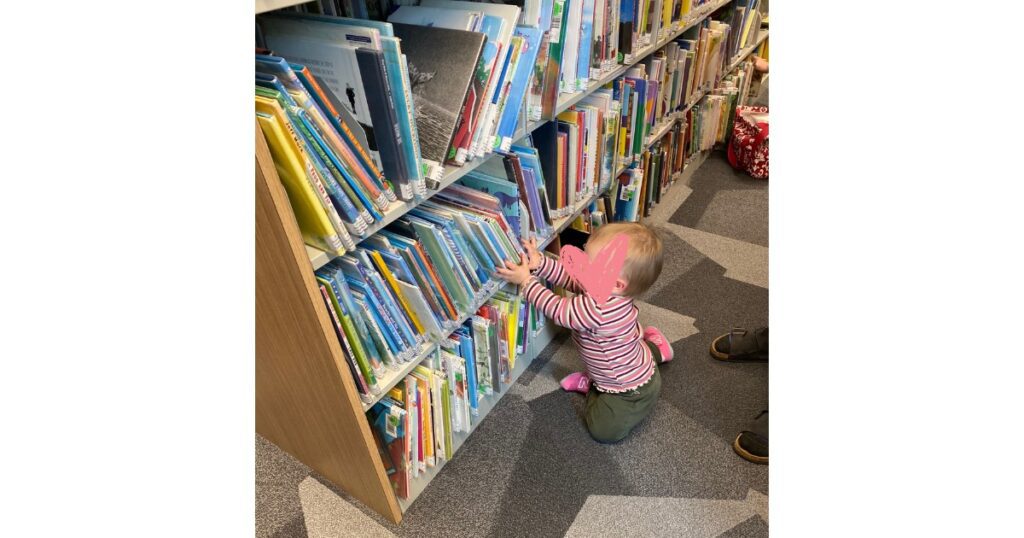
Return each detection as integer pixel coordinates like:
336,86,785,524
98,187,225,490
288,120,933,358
358,280,504,412
305,0,735,272
256,0,766,525
725,29,769,75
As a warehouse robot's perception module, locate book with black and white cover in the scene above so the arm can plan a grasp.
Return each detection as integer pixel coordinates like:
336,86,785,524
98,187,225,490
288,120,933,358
390,22,486,175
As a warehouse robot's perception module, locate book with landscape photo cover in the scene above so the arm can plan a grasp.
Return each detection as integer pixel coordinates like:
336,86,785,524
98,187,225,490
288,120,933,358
390,22,486,170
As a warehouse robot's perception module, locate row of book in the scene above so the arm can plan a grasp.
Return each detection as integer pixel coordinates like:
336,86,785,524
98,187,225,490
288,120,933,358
313,185,535,403
722,0,764,62
597,32,764,223
366,292,543,499
254,1,763,259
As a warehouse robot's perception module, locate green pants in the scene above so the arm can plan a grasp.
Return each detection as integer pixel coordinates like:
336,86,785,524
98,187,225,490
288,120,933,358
585,342,663,443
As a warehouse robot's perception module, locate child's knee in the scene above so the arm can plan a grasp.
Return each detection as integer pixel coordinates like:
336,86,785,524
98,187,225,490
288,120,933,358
586,419,628,444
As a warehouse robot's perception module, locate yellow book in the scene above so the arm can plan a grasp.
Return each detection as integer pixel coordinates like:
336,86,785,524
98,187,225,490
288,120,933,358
410,370,434,466
368,250,426,335
682,0,692,18
662,0,672,29
256,111,344,254
256,96,351,253
740,3,759,49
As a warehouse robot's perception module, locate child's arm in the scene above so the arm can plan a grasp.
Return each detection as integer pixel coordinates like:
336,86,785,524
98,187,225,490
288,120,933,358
495,256,599,332
522,238,583,294
532,255,585,294
521,278,602,332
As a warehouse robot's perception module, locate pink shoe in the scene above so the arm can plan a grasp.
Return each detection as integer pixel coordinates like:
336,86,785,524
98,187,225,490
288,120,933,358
643,326,674,362
560,372,591,393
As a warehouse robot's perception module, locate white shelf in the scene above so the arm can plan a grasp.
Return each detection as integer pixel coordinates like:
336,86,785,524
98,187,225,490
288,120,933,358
397,319,560,512
645,113,681,147
305,0,733,270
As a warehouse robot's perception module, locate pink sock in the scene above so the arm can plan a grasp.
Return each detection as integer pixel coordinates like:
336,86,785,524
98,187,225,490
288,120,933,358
560,372,591,394
643,326,674,362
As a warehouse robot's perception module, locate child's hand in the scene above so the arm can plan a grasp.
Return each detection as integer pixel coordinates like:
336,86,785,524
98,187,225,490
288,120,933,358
495,257,533,286
522,238,544,270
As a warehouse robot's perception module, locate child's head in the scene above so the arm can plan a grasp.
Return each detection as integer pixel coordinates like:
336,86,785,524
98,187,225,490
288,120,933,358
584,222,664,297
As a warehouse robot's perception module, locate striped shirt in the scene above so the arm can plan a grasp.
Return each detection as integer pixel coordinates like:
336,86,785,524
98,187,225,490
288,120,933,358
523,256,655,393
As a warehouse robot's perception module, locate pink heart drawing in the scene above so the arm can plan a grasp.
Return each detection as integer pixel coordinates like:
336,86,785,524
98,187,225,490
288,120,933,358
560,233,631,306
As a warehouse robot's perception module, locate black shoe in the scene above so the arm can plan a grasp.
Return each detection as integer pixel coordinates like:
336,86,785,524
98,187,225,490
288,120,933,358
732,410,768,464
710,327,768,362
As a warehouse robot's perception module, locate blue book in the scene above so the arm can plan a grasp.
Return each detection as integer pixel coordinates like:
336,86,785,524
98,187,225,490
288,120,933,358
297,111,382,224
495,26,544,148
618,0,635,55
405,217,474,313
318,265,386,366
410,209,486,290
380,37,427,193
456,327,479,414
461,214,505,269
255,73,299,109
287,109,366,230
576,0,595,87
340,257,413,353
460,173,523,242
421,202,496,276
382,231,458,324
354,249,421,348
350,286,402,357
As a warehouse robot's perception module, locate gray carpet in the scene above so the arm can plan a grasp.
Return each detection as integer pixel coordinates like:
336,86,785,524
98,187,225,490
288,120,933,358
668,156,769,247
256,151,769,537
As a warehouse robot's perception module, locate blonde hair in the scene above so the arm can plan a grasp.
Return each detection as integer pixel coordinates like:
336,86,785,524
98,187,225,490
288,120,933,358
587,222,664,297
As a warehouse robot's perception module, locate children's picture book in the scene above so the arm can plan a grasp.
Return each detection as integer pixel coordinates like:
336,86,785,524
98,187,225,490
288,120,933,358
391,22,486,173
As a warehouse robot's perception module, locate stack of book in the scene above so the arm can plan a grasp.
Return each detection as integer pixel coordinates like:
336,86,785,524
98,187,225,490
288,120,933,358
313,186,528,403
685,92,727,158
367,291,544,499
723,0,764,61
256,58,399,255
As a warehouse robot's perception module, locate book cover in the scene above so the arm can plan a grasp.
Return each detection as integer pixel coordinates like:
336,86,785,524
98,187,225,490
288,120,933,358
255,106,351,254
391,22,486,172
495,26,544,149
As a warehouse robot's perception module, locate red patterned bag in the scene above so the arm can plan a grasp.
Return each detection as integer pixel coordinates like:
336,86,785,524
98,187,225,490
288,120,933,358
727,106,769,179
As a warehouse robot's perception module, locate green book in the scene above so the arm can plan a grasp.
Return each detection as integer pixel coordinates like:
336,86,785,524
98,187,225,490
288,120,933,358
318,277,379,389
441,378,453,460
410,220,474,313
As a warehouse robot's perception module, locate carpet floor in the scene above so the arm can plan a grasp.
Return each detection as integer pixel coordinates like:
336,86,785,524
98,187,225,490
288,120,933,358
256,151,769,537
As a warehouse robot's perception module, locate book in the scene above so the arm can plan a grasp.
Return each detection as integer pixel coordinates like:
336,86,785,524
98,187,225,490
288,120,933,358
391,22,487,176
258,18,422,201
255,104,352,254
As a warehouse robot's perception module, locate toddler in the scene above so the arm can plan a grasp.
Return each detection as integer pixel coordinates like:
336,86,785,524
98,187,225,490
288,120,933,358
496,222,671,443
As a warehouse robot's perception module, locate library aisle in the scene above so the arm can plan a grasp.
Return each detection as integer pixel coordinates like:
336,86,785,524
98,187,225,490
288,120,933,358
256,152,769,537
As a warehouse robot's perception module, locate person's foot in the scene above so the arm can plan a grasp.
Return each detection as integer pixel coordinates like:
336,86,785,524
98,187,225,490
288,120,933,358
733,431,768,464
710,327,768,361
560,372,591,393
643,326,674,362
733,410,768,464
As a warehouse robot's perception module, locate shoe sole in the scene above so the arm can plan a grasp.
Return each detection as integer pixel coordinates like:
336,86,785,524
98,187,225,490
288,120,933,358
733,435,768,464
645,329,674,362
710,334,768,362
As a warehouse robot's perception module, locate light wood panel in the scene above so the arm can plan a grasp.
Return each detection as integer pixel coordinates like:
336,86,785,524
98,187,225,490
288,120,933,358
254,124,402,523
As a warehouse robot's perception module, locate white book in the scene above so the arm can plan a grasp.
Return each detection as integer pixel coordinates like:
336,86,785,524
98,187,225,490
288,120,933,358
559,0,584,93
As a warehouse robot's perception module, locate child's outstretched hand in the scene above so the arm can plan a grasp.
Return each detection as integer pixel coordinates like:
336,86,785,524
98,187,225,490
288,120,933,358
522,237,544,270
495,257,533,286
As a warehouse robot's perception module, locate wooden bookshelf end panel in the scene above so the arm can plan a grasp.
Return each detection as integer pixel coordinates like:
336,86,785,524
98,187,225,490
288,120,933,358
255,126,403,523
